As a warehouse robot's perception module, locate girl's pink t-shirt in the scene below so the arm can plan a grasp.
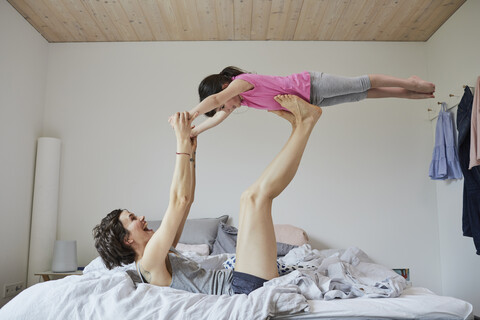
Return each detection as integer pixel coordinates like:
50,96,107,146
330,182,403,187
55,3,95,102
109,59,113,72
233,72,311,111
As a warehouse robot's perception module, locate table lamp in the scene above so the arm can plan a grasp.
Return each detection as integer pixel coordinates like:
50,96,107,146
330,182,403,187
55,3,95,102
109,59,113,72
52,240,77,272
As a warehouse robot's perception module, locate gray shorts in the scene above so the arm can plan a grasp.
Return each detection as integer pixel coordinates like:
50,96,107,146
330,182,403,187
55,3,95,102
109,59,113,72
309,71,371,107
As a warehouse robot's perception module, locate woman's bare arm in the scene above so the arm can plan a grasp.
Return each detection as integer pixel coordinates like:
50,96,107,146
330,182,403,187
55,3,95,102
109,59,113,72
140,112,197,284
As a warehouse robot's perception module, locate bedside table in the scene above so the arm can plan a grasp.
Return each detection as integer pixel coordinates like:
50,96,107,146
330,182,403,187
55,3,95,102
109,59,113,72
35,270,83,281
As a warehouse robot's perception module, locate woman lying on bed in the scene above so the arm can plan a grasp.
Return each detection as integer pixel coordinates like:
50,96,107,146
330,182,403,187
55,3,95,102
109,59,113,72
93,94,322,295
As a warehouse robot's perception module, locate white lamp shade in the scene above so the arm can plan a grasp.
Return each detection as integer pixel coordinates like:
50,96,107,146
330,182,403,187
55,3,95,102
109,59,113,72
52,240,78,272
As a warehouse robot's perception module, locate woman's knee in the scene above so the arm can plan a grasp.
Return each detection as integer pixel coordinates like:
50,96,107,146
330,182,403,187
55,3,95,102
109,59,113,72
240,186,272,207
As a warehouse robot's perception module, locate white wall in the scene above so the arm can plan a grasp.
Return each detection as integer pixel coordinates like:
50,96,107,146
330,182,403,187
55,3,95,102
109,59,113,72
0,0,48,307
426,0,480,313
43,41,442,292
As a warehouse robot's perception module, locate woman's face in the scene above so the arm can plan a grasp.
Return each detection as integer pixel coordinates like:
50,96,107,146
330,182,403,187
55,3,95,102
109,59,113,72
119,210,154,246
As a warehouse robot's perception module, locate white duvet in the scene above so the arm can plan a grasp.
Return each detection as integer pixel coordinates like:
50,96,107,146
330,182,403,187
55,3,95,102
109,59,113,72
0,246,473,320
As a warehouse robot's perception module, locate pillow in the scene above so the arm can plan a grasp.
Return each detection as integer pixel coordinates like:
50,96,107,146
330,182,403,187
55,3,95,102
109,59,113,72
211,223,238,255
274,224,309,246
148,215,228,251
211,222,298,256
83,256,135,275
175,243,210,256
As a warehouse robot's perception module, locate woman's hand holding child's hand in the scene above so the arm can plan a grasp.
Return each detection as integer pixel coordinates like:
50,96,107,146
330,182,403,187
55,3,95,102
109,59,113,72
169,111,196,128
171,112,199,142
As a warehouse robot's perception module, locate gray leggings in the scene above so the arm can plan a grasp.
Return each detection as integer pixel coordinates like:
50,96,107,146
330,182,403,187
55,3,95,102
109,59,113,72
309,71,371,107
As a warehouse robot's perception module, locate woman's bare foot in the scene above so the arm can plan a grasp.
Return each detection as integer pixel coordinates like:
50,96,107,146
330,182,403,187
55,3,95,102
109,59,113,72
407,76,435,94
273,95,322,126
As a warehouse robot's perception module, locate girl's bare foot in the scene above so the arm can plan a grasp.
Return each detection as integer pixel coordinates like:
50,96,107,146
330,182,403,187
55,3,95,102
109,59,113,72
408,76,435,93
273,95,322,125
406,90,435,99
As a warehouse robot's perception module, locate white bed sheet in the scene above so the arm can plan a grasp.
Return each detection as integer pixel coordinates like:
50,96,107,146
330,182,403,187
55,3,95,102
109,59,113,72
0,268,307,320
0,247,473,320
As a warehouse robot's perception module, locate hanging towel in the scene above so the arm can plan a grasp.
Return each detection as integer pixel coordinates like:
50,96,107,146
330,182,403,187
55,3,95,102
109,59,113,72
429,103,463,180
469,76,480,169
457,86,480,255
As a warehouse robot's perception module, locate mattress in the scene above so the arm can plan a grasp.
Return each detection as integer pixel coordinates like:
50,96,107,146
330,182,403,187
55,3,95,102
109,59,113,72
272,287,473,320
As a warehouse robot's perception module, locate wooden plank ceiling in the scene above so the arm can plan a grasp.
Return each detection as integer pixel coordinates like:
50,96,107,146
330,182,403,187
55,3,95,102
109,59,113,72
7,0,466,43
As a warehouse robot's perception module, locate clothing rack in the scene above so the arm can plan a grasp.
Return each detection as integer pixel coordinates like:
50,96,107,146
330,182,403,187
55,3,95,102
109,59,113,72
428,85,475,121
429,102,459,121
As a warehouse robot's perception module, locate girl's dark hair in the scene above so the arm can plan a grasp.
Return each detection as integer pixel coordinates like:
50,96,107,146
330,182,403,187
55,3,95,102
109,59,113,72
93,209,135,269
198,66,247,117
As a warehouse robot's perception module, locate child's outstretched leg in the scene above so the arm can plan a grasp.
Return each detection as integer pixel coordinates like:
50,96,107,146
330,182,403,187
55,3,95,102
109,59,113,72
312,72,434,107
367,87,434,99
234,95,321,282
367,74,435,99
369,74,435,93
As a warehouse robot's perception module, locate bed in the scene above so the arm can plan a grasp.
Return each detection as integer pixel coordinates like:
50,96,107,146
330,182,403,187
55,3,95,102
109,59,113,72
0,216,473,320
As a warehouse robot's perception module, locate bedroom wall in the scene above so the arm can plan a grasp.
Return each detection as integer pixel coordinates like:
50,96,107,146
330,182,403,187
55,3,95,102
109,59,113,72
42,40,442,292
426,0,480,313
0,0,48,308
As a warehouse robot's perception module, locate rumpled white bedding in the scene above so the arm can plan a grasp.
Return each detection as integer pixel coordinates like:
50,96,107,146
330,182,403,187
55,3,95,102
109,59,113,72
271,245,406,300
0,245,472,320
0,266,307,320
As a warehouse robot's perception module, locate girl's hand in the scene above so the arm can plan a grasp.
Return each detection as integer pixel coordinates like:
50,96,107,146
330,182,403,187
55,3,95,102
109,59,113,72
190,126,199,138
168,114,175,127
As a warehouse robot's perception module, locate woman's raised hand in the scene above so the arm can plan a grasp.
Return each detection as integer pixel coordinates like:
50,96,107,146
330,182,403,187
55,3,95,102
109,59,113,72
171,111,199,142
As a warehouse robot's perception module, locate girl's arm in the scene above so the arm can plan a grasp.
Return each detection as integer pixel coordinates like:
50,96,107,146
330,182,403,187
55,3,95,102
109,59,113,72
191,109,233,137
141,112,197,281
189,79,253,116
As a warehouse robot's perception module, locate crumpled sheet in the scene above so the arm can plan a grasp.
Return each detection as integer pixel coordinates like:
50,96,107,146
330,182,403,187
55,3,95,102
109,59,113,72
0,269,308,320
268,245,406,300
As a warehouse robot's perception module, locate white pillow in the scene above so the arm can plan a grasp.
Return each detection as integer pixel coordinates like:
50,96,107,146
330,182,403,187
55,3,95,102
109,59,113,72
83,256,135,275
84,243,209,276
175,243,210,256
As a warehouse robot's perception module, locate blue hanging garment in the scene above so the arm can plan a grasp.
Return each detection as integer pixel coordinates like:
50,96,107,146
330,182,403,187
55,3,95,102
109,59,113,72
429,103,463,180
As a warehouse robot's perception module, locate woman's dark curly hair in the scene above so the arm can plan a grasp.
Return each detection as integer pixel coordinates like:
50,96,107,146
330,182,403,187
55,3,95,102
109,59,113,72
92,209,135,270
199,66,247,117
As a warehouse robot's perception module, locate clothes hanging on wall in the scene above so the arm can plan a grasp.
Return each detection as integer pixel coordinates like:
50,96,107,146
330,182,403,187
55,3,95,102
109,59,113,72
429,103,462,180
469,76,480,169
457,86,480,255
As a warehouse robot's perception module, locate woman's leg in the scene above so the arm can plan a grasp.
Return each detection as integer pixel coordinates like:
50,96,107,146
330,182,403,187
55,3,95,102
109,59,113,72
234,95,322,280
